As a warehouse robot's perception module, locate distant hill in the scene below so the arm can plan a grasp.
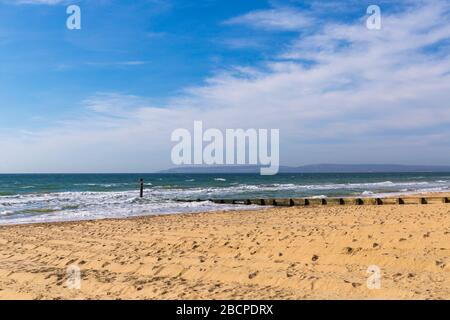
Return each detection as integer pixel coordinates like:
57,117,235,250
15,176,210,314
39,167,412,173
159,164,450,174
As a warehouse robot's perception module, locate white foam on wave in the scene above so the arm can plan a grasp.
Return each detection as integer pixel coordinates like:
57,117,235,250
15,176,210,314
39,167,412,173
160,180,446,196
0,190,258,225
73,182,135,187
1,177,450,225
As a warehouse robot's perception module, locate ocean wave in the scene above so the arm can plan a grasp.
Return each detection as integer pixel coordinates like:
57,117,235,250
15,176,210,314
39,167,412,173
163,180,440,195
0,190,257,225
1,179,449,203
1,176,450,225
73,182,136,187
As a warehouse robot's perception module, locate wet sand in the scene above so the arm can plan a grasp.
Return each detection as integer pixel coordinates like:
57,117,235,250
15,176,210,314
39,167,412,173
0,201,449,300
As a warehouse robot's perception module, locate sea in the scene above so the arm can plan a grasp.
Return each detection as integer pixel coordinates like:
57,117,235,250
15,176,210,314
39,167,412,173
1,172,450,225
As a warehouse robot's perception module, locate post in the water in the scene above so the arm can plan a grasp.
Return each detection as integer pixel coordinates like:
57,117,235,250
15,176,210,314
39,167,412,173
139,178,144,198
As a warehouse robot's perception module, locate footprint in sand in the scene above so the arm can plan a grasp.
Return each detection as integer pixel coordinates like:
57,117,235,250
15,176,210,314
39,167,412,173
342,247,354,254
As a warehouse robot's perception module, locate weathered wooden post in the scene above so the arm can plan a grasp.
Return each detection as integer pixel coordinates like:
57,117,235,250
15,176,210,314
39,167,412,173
139,178,144,198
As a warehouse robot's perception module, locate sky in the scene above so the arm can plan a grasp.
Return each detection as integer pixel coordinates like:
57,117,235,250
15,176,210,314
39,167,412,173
0,0,450,173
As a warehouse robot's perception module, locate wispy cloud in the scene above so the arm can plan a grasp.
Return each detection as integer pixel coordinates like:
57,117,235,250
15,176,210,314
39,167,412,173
224,7,314,31
85,61,149,67
82,93,149,115
54,61,149,71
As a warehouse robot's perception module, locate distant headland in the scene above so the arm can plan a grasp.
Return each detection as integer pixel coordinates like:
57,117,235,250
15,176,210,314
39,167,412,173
159,164,450,174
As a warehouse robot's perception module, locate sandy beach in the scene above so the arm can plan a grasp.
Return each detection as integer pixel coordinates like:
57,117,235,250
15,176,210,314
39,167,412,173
0,199,449,300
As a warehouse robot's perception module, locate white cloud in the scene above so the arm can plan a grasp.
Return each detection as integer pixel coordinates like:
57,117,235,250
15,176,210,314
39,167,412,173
2,1,450,172
224,7,314,31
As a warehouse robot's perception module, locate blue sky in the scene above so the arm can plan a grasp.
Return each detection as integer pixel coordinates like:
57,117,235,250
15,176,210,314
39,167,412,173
1,0,450,172
0,0,309,128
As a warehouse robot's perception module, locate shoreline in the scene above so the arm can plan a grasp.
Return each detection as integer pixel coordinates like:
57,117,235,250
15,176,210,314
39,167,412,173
0,196,449,299
0,208,269,229
1,191,449,228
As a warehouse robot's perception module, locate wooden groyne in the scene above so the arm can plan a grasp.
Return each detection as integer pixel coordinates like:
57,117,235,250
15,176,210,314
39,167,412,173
179,196,450,207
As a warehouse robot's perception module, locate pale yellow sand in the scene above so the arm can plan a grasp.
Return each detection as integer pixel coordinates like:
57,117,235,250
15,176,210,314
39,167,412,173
0,201,449,300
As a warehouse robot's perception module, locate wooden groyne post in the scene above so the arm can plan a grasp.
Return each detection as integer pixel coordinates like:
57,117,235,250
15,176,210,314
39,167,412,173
140,178,144,198
205,196,450,207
